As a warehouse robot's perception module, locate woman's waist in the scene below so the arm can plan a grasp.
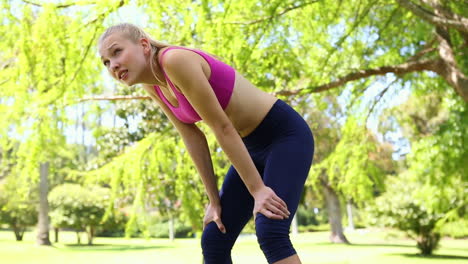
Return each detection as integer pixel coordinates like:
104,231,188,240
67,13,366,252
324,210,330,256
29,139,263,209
241,99,310,150
226,97,277,137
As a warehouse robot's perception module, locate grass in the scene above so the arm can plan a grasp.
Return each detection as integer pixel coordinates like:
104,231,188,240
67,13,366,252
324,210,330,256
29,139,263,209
0,228,467,264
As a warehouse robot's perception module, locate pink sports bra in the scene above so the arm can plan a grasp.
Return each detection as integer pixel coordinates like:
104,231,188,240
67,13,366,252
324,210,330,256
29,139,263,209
154,47,235,124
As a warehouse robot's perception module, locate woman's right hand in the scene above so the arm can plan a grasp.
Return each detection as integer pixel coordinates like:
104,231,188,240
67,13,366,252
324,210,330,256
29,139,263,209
203,202,226,234
252,185,290,220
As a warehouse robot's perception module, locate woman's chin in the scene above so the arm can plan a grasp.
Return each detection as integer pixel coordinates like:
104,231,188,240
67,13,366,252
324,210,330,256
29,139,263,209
120,78,135,86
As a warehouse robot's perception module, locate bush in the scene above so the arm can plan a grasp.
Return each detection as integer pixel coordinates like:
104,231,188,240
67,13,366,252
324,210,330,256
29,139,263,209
368,176,447,256
296,206,320,226
95,211,128,237
440,219,468,239
0,183,37,241
147,220,193,238
49,183,110,244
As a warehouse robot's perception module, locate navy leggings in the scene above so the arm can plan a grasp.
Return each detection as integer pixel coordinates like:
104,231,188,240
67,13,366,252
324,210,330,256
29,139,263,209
201,99,314,264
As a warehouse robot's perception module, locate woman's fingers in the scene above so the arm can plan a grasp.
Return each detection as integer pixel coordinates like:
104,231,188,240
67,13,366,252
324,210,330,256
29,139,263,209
268,199,290,218
259,208,284,220
267,199,289,218
272,195,289,214
215,218,226,234
253,186,292,220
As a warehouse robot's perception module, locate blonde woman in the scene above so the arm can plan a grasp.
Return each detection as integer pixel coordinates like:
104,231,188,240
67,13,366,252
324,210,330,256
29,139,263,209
98,23,314,264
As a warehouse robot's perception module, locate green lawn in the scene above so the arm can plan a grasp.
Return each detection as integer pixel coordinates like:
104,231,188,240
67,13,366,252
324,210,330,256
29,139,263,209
0,229,466,264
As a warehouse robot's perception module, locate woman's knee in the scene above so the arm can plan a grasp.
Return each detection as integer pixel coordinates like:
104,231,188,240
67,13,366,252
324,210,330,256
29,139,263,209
201,222,234,258
255,215,296,263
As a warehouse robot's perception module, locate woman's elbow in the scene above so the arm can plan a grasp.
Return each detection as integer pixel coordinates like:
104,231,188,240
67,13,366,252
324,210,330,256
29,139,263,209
213,122,237,138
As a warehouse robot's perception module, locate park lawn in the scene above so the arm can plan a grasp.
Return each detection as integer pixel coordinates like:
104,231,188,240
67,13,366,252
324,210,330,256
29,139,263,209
0,228,467,264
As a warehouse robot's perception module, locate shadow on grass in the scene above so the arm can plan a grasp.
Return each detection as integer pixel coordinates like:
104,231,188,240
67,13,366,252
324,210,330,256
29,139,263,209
350,243,415,248
391,253,468,260
57,243,172,252
313,242,415,248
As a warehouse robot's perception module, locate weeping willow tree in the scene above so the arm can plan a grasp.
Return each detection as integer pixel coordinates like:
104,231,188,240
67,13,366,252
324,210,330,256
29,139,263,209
1,0,466,244
85,128,229,236
0,0,125,244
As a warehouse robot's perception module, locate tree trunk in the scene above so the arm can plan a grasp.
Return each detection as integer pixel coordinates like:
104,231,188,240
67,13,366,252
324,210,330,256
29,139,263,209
54,227,59,243
87,226,94,245
13,225,24,241
76,231,81,244
346,200,355,231
168,216,175,242
322,182,349,244
37,162,51,246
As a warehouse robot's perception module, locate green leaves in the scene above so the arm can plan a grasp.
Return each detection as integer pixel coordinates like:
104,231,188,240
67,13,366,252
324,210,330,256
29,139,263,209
49,183,110,230
310,116,387,204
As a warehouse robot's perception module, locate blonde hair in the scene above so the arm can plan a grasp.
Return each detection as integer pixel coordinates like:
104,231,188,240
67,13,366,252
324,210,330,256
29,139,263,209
98,23,170,85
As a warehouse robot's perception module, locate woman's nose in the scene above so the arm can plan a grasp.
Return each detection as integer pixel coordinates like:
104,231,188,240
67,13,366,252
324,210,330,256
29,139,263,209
110,61,120,72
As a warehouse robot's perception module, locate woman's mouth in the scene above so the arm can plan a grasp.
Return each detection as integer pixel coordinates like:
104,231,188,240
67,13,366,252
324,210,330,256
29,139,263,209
119,70,128,80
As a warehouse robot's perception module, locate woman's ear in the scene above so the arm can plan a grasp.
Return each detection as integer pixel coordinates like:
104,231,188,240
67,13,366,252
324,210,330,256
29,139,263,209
140,38,151,55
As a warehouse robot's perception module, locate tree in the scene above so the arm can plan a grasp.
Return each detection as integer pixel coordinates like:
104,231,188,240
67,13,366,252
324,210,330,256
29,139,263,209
369,173,452,255
296,95,394,243
37,162,51,245
49,184,110,245
0,176,37,241
2,0,465,245
308,115,393,243
0,0,124,245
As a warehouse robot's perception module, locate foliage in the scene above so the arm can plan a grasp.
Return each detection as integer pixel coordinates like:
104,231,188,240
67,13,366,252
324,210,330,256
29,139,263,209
49,183,110,244
368,87,467,255
145,218,193,239
309,116,391,204
439,219,468,239
85,131,222,235
382,88,467,218
296,205,320,226
94,210,128,237
0,178,37,241
0,0,466,246
367,173,450,255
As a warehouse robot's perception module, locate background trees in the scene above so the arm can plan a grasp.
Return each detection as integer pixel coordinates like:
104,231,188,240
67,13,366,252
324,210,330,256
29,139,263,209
0,0,465,255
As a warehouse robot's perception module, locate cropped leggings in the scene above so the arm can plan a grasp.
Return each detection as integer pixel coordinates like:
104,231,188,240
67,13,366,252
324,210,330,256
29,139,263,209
201,99,314,264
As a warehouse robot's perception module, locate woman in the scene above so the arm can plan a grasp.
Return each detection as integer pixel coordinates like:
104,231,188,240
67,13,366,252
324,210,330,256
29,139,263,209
98,23,314,264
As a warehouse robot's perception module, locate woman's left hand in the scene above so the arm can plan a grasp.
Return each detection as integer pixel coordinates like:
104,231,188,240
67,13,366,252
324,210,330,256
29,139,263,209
252,186,290,220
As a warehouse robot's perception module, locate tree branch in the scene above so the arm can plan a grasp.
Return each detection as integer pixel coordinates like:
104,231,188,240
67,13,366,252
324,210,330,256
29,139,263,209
77,95,151,103
80,58,447,103
432,27,468,101
420,0,465,22
21,0,97,8
396,0,468,34
407,36,437,62
275,59,439,96
225,1,319,25
365,78,398,124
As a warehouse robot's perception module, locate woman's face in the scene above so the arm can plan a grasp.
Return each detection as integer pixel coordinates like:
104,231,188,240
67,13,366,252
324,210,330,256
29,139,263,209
99,33,150,86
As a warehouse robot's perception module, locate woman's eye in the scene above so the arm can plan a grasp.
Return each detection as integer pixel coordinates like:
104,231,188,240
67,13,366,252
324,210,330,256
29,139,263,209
114,49,121,55
103,60,109,67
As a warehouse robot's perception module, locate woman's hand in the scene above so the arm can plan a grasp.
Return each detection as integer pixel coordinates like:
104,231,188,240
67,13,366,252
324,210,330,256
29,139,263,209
252,186,290,220
203,202,226,234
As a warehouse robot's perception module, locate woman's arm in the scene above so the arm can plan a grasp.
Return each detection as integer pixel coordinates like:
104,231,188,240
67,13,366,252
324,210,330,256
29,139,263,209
142,85,220,206
160,50,290,220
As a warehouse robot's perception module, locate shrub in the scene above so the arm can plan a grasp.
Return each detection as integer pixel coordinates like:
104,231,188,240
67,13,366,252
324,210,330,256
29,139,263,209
95,211,128,237
49,183,110,244
440,219,468,239
368,176,447,255
0,183,37,241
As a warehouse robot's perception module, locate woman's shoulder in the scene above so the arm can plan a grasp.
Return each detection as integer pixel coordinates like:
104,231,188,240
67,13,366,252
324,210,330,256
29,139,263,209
160,46,216,64
159,47,206,74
